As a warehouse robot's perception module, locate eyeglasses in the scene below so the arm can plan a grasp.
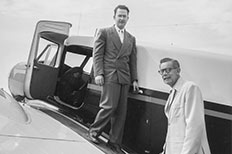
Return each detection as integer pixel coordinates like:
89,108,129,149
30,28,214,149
158,67,177,75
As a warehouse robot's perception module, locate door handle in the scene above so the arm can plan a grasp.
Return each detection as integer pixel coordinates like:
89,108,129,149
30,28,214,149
33,66,39,70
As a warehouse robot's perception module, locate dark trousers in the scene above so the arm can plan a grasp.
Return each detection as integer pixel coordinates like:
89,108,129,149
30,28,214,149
89,82,129,144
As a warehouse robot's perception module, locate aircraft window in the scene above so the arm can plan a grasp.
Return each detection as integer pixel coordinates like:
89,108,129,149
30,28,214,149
64,52,93,73
36,38,60,68
84,57,93,73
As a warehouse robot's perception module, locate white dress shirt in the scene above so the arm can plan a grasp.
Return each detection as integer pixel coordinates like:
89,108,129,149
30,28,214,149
115,25,124,43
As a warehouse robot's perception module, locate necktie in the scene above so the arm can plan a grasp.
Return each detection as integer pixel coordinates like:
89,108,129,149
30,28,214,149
118,30,124,43
166,89,176,113
169,89,176,106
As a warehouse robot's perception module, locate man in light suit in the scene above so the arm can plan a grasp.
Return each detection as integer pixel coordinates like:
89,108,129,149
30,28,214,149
88,5,139,153
159,58,211,154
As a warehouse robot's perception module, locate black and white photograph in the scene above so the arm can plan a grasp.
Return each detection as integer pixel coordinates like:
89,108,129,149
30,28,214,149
0,0,231,154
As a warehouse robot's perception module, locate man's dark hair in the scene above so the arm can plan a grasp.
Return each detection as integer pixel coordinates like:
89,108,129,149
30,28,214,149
160,57,180,68
114,5,130,15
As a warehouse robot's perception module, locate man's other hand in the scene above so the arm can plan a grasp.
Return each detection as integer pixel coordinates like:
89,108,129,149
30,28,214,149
95,75,104,86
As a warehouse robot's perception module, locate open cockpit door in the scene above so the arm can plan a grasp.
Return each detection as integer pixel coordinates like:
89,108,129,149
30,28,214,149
24,20,72,100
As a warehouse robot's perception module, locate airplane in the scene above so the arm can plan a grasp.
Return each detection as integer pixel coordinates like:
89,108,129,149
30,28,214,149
5,20,232,154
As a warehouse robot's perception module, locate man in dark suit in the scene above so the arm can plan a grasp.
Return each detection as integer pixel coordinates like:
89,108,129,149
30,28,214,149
89,4,139,153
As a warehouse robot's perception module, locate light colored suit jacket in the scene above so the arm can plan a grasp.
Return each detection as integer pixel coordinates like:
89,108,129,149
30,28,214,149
163,77,211,154
93,26,138,85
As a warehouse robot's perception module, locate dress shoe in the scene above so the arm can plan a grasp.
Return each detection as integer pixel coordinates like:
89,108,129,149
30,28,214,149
88,132,100,144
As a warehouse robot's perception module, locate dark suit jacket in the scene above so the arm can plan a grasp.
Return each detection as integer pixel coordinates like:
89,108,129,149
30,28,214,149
93,26,138,85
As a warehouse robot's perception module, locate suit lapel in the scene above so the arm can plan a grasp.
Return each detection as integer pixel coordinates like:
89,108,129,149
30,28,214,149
165,93,171,118
117,31,131,57
165,89,176,118
110,27,132,58
110,27,122,51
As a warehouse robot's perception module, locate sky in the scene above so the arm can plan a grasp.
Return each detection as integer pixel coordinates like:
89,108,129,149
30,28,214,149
0,0,232,92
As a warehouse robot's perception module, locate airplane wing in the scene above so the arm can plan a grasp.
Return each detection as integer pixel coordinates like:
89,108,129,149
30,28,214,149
0,89,104,154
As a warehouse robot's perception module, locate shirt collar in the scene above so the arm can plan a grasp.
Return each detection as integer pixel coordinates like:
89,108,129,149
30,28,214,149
172,76,185,92
114,25,124,33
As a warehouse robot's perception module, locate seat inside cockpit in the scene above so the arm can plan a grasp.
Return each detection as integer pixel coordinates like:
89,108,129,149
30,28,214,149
54,45,93,109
